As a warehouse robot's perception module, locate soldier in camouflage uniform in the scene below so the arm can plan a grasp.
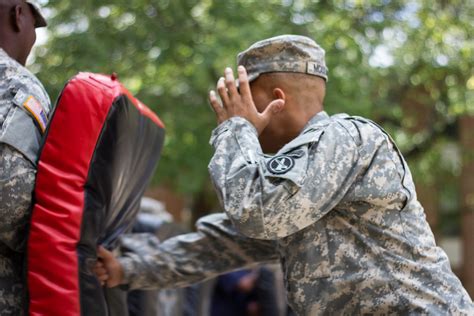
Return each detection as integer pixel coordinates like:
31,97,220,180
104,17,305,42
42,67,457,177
96,35,473,315
0,1,49,314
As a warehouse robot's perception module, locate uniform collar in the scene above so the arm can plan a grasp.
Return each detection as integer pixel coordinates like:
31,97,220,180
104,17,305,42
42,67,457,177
0,48,16,63
276,111,330,155
0,48,28,70
0,48,8,58
304,110,330,130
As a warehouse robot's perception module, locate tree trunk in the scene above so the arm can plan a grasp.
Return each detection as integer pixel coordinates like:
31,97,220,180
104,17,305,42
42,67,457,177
190,179,221,229
459,115,474,297
401,86,439,237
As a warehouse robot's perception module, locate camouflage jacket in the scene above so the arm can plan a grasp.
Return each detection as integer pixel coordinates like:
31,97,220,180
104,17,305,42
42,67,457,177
120,112,473,315
0,48,51,315
0,48,51,165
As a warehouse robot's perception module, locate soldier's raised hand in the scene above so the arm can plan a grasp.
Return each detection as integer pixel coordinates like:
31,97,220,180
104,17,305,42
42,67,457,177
209,66,285,134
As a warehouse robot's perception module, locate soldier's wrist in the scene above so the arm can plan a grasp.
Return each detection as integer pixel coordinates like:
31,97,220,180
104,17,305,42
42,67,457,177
117,257,134,285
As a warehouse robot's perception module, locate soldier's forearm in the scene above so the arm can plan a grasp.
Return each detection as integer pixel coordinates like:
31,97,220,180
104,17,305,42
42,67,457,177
118,213,279,290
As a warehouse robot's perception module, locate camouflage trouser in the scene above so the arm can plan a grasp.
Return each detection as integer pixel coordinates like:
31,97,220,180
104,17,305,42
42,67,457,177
0,144,36,316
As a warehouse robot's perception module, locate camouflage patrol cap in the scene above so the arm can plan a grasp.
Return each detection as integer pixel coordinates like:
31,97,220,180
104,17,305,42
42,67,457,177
26,1,47,28
237,35,328,82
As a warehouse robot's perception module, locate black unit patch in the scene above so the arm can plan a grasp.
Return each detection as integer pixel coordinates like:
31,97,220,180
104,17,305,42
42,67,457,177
267,155,295,174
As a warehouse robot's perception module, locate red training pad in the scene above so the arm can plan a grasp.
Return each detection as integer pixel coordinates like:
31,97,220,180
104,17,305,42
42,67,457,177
27,73,165,316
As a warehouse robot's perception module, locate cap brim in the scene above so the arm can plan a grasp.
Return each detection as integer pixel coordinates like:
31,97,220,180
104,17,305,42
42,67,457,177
27,3,47,28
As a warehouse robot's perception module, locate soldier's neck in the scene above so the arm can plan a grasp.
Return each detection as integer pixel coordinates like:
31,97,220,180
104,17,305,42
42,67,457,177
0,38,26,65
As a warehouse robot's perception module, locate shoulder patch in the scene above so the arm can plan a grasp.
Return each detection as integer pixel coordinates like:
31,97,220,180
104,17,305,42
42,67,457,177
267,155,295,174
13,89,48,133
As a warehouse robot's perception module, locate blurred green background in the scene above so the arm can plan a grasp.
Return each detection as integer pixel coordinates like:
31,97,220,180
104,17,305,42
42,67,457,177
31,0,473,294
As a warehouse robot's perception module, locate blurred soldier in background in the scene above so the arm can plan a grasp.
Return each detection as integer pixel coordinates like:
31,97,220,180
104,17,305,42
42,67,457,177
210,267,280,316
0,1,50,314
124,198,203,316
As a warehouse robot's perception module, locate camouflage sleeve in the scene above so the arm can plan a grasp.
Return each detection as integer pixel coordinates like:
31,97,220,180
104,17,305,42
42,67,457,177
208,117,360,240
118,213,279,290
0,144,36,252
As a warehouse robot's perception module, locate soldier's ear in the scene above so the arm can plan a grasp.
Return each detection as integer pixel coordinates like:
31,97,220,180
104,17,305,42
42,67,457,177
10,4,23,32
273,88,286,101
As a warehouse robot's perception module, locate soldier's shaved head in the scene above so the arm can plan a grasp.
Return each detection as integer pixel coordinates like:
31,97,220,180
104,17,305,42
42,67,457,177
0,0,38,65
254,72,326,109
0,0,24,33
248,72,326,153
0,0,21,15
0,0,20,7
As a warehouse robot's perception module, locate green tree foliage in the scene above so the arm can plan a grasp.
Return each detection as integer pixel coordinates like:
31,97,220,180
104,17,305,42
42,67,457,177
33,1,472,221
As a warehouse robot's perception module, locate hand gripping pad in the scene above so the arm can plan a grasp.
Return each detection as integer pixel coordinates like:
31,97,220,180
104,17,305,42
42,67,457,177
27,73,165,315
